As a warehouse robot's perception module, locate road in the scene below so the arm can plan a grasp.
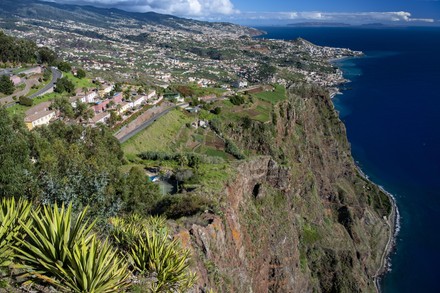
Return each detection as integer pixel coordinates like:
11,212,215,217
1,67,62,108
28,67,62,99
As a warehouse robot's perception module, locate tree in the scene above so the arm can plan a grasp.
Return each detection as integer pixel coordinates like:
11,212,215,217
37,47,57,65
51,96,74,118
0,108,35,198
57,61,72,73
119,167,160,215
42,68,51,82
76,68,86,79
211,107,222,115
54,77,74,94
0,75,14,95
18,96,33,107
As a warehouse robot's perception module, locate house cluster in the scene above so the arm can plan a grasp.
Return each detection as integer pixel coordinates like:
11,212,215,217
24,79,159,130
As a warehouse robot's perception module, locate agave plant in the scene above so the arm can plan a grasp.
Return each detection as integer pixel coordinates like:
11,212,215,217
110,215,196,292
110,215,168,249
62,236,130,293
0,197,32,267
13,203,130,292
14,203,95,280
130,230,196,292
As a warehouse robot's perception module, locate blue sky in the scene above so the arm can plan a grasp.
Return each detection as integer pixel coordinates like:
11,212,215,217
45,0,440,24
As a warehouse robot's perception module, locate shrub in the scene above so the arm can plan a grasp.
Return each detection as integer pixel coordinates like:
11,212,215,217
153,194,212,219
18,96,33,107
225,139,245,159
229,95,245,105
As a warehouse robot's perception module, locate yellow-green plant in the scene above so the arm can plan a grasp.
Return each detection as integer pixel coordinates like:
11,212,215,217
110,215,196,292
0,197,32,267
130,230,196,292
13,203,130,292
62,236,130,293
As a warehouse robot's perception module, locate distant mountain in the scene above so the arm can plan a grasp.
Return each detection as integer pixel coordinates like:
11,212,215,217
288,22,351,27
0,0,261,36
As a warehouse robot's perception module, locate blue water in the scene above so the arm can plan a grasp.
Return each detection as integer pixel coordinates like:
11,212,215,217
256,26,440,292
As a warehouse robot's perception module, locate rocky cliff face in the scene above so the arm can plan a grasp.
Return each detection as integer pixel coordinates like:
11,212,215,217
178,86,393,292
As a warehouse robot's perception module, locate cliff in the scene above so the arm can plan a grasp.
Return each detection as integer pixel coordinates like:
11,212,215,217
177,85,394,292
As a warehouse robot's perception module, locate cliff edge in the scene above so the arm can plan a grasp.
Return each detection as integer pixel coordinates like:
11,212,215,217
177,85,394,292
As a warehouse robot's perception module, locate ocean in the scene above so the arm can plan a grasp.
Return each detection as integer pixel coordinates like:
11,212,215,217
256,26,440,292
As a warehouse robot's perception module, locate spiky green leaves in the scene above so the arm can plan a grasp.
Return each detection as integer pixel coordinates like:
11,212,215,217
0,198,32,267
110,215,196,292
13,203,130,292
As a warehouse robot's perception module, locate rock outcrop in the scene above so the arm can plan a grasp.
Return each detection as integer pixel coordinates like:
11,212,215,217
178,86,393,292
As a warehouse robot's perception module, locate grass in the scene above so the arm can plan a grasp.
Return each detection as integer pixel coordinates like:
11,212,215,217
63,72,95,90
7,92,65,117
122,109,193,156
253,84,286,104
203,147,229,160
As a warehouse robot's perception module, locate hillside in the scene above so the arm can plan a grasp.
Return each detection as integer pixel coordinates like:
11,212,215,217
120,83,395,292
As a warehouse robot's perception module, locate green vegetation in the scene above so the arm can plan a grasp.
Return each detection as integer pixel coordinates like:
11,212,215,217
110,216,196,292
0,31,57,64
0,75,14,95
76,68,86,79
0,198,196,292
57,61,72,72
0,198,32,268
123,109,193,156
253,84,286,104
64,72,95,89
54,76,75,93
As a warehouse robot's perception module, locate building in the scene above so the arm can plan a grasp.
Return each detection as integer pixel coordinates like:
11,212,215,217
146,89,156,100
10,75,21,85
25,101,52,116
91,112,110,125
93,100,110,113
112,92,123,104
118,101,131,114
24,110,56,130
131,95,146,108
233,80,248,88
85,90,98,103
98,83,114,97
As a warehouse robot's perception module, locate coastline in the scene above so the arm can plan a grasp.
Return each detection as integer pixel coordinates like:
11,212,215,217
331,55,398,293
356,166,399,293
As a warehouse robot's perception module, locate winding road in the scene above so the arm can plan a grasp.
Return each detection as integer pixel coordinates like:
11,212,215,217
1,67,62,108
28,67,62,99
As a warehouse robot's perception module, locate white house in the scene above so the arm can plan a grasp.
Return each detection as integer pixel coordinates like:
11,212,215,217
91,112,110,125
131,95,146,108
118,102,131,114
146,90,157,100
24,110,56,130
85,90,98,103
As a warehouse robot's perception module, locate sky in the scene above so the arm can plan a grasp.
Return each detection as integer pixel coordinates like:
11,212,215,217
43,0,440,25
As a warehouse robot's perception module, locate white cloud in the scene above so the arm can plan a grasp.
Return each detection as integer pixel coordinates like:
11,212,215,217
210,10,435,24
43,0,237,17
42,1,436,24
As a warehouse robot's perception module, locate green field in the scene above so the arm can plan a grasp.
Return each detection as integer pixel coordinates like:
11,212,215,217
253,84,286,104
122,109,193,156
63,72,95,89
